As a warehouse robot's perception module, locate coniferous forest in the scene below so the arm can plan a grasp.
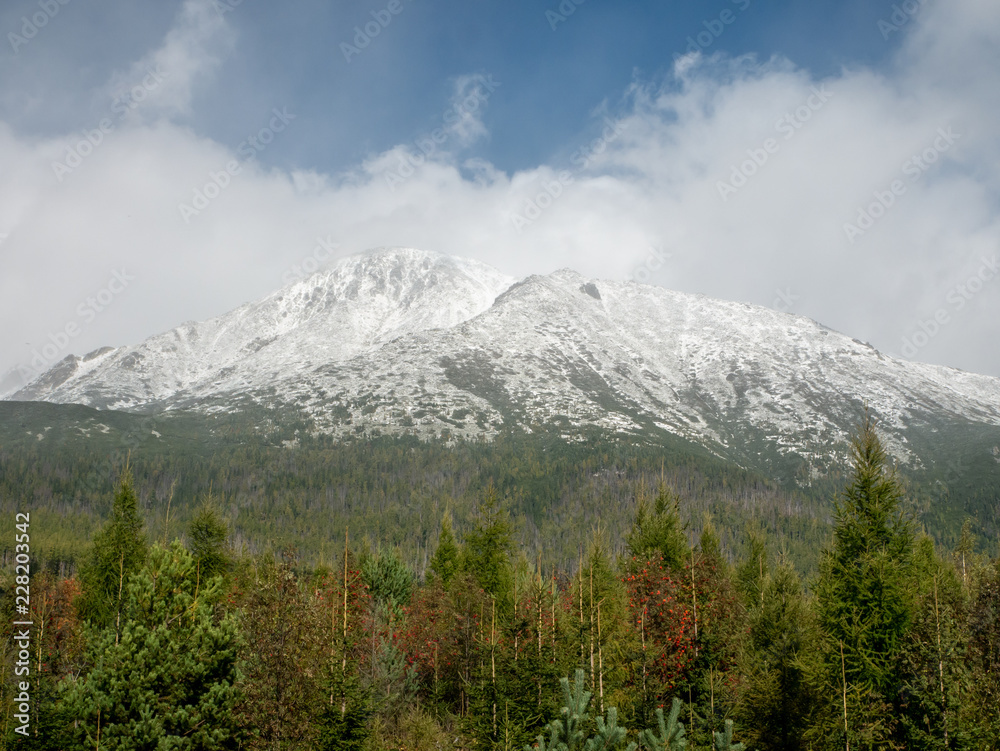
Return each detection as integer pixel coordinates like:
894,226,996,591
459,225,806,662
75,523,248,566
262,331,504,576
2,414,999,750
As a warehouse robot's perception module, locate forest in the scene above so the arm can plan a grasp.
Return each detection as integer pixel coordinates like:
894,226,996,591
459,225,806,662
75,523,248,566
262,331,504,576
1,413,999,750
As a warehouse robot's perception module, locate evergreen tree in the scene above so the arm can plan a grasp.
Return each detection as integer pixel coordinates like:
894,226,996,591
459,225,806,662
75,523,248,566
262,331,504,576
78,467,148,635
638,698,688,751
814,410,916,748
525,670,636,751
428,510,462,587
626,482,688,572
464,484,515,610
62,542,242,749
188,497,231,581
735,558,817,751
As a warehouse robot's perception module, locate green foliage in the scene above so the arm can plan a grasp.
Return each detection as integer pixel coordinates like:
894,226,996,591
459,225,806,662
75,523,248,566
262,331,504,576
188,498,231,580
626,482,688,572
464,484,515,608
61,541,241,749
526,670,636,751
735,558,817,751
361,546,414,611
817,411,916,693
637,698,687,751
77,467,148,633
712,719,745,751
814,410,919,748
428,509,461,586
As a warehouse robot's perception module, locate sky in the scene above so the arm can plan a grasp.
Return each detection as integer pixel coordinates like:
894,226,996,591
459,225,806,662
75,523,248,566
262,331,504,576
1,0,998,396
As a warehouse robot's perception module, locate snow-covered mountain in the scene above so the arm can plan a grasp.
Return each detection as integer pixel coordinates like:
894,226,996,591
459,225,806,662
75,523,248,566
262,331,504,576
12,247,1000,478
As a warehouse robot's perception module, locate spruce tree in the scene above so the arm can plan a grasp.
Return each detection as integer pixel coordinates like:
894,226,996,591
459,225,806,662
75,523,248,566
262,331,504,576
78,467,148,635
815,409,916,747
428,510,461,587
188,497,231,580
464,483,515,610
626,482,688,571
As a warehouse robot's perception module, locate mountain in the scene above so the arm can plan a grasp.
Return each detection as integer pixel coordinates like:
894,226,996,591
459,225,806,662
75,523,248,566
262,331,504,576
11,247,1000,485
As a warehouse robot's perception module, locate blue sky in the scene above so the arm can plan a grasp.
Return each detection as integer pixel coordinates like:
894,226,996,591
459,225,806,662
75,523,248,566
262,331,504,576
4,0,898,174
1,0,999,391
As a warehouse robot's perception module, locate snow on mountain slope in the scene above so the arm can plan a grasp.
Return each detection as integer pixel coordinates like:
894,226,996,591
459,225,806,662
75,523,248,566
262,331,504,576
249,267,1000,469
14,248,515,410
11,248,1000,475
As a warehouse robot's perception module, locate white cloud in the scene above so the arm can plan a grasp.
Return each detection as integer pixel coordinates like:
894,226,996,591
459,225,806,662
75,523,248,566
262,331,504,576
1,0,998,394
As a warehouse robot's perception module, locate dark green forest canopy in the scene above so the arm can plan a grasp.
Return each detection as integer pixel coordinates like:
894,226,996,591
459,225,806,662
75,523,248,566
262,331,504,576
1,401,996,575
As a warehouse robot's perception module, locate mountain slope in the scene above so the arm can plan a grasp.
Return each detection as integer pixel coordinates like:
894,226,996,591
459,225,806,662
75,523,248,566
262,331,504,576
11,248,1000,484
15,248,514,411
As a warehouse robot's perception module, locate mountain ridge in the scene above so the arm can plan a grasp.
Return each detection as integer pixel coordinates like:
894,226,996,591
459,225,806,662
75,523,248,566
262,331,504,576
10,247,1000,485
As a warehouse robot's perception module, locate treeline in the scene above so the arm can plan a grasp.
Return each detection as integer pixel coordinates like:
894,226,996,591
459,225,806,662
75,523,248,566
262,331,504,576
2,416,1000,749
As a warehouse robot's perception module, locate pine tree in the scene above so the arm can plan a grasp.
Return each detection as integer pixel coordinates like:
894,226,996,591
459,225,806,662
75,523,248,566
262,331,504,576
525,670,636,751
62,542,242,749
637,698,688,751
